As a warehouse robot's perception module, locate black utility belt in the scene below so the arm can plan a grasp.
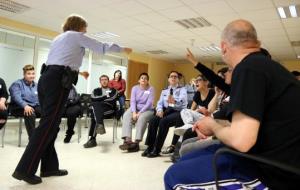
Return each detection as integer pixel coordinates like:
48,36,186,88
41,64,78,90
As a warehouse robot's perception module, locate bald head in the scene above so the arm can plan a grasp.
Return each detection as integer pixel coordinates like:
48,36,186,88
222,19,260,48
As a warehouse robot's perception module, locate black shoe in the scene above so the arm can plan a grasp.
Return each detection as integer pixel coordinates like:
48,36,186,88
96,124,106,135
12,171,42,185
127,143,140,152
64,135,73,143
162,145,175,154
147,148,160,158
40,169,68,177
83,139,97,148
141,147,152,157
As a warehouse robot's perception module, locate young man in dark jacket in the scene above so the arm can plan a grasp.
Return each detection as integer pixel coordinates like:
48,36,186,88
84,75,118,148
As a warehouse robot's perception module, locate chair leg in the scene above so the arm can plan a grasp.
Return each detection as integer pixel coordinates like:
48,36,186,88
112,119,116,143
18,118,23,147
85,114,88,128
77,117,81,143
115,119,118,138
1,125,5,148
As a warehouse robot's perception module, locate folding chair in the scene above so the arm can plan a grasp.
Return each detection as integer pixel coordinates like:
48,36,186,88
213,147,300,190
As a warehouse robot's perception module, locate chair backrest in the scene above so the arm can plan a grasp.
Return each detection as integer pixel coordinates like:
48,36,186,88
80,93,92,115
7,102,23,118
80,93,92,104
213,147,300,190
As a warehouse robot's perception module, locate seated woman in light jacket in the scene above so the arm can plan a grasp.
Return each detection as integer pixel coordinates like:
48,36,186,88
119,73,154,152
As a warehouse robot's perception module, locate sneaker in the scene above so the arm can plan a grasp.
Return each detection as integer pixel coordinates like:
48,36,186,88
83,139,97,148
174,124,193,136
96,124,106,135
170,142,181,163
161,145,175,154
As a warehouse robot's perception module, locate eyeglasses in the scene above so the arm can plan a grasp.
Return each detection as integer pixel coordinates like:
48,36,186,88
169,75,178,79
196,78,206,82
140,77,149,80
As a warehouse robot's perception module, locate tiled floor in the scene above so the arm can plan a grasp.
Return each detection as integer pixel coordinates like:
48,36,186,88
0,120,174,190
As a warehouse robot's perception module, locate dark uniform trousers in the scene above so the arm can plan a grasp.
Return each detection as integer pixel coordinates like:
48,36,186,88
88,101,115,138
11,106,41,137
62,104,81,136
15,65,71,176
0,109,8,130
145,110,184,152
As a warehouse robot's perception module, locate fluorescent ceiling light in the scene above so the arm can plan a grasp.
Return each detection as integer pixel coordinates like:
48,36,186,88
289,5,298,17
199,45,221,52
199,47,207,51
91,32,120,39
277,7,287,18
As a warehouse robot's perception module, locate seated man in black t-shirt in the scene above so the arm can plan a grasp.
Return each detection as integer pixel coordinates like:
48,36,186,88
292,70,300,80
164,19,300,190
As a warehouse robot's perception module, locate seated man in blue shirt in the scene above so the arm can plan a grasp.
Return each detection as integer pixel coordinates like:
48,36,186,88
9,65,41,138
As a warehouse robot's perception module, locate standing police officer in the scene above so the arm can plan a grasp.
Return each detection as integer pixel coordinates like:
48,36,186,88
12,14,132,184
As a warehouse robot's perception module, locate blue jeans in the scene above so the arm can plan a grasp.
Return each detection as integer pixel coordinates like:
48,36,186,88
118,95,126,118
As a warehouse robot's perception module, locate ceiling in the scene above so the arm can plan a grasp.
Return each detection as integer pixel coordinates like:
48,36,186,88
1,0,300,63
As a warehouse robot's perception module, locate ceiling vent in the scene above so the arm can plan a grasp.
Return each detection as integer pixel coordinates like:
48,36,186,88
175,17,212,29
0,0,30,13
291,41,300,47
146,50,168,54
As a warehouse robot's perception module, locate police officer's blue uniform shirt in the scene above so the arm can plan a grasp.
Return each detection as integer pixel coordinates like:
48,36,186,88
46,31,123,71
156,85,187,112
9,79,39,108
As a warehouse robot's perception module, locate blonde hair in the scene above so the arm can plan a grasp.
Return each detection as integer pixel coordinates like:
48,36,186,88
23,64,34,74
62,14,87,32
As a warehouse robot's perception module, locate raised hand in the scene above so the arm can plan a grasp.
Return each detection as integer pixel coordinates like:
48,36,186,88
186,48,198,66
123,48,132,54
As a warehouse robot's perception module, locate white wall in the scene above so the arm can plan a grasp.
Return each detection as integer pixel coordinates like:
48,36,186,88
0,44,34,88
0,27,128,95
89,61,127,93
